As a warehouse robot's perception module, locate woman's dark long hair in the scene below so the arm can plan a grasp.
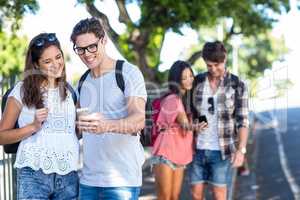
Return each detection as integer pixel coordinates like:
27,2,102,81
166,60,194,112
22,33,67,108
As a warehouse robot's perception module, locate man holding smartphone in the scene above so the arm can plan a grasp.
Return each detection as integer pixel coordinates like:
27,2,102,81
189,41,249,200
71,18,147,200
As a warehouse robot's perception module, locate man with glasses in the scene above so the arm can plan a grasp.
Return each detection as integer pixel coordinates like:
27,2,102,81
189,41,249,200
70,18,147,200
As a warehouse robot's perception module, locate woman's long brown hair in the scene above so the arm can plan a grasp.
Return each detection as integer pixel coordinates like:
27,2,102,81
22,33,67,108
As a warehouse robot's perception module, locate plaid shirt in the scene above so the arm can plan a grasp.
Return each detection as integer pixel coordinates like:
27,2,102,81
191,71,249,160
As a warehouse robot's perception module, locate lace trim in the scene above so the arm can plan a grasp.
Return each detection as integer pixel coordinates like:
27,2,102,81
15,146,79,175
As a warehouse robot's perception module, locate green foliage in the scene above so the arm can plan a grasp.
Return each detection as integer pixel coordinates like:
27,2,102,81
0,32,28,76
237,32,287,80
138,0,289,35
0,0,39,31
79,0,291,82
186,25,287,82
145,27,165,68
274,78,293,97
139,0,217,32
0,0,38,78
118,31,137,64
0,0,292,82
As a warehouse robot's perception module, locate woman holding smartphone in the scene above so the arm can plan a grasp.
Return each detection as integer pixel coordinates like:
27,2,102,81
0,33,79,199
151,60,207,200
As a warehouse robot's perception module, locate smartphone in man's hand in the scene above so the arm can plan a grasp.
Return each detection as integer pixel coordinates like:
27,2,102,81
76,107,89,119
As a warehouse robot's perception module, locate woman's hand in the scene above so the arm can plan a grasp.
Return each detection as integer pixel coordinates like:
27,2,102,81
180,121,208,136
32,108,48,132
193,121,208,133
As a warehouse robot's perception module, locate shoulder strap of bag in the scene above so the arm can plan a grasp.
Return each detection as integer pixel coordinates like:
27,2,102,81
66,83,77,105
77,69,91,95
115,60,125,93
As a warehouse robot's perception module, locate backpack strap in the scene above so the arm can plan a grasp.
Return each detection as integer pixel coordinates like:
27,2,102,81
193,72,207,86
115,60,125,93
229,73,245,113
66,83,77,105
77,69,91,95
226,73,241,99
229,73,239,89
1,86,15,113
77,60,125,96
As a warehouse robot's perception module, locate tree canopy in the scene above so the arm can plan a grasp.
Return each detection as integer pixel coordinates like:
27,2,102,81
189,27,287,79
0,1,38,79
0,0,292,82
77,0,290,82
0,0,39,31
0,32,28,76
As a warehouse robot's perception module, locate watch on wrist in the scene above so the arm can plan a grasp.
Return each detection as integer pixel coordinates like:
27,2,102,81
238,147,247,154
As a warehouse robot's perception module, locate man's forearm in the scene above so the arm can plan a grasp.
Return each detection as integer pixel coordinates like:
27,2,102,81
105,113,145,134
238,127,249,149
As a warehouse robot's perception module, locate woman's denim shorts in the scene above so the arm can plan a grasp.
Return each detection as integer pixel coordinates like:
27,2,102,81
149,155,186,170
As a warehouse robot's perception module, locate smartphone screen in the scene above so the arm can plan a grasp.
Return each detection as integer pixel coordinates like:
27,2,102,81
198,115,208,123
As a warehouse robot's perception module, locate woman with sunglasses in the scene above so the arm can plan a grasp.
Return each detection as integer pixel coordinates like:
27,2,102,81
0,33,79,199
150,60,207,200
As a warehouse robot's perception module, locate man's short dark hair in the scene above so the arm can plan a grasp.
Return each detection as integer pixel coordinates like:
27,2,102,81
202,41,227,63
70,17,105,44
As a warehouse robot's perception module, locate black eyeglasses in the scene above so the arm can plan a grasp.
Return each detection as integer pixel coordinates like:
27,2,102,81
34,33,57,48
73,38,101,55
208,97,214,114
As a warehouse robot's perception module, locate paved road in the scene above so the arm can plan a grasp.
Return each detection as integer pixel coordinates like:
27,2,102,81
235,108,300,200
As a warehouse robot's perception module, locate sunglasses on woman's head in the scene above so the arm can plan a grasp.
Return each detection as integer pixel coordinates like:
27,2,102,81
34,33,57,48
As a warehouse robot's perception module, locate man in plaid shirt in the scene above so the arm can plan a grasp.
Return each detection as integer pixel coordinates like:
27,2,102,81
188,41,249,200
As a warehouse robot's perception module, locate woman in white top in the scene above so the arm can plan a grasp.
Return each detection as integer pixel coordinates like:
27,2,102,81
0,33,79,199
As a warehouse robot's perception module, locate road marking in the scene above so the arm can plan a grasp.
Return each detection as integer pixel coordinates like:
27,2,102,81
139,195,156,200
274,122,300,200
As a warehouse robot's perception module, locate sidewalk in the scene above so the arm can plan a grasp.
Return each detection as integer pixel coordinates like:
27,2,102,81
233,116,259,200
